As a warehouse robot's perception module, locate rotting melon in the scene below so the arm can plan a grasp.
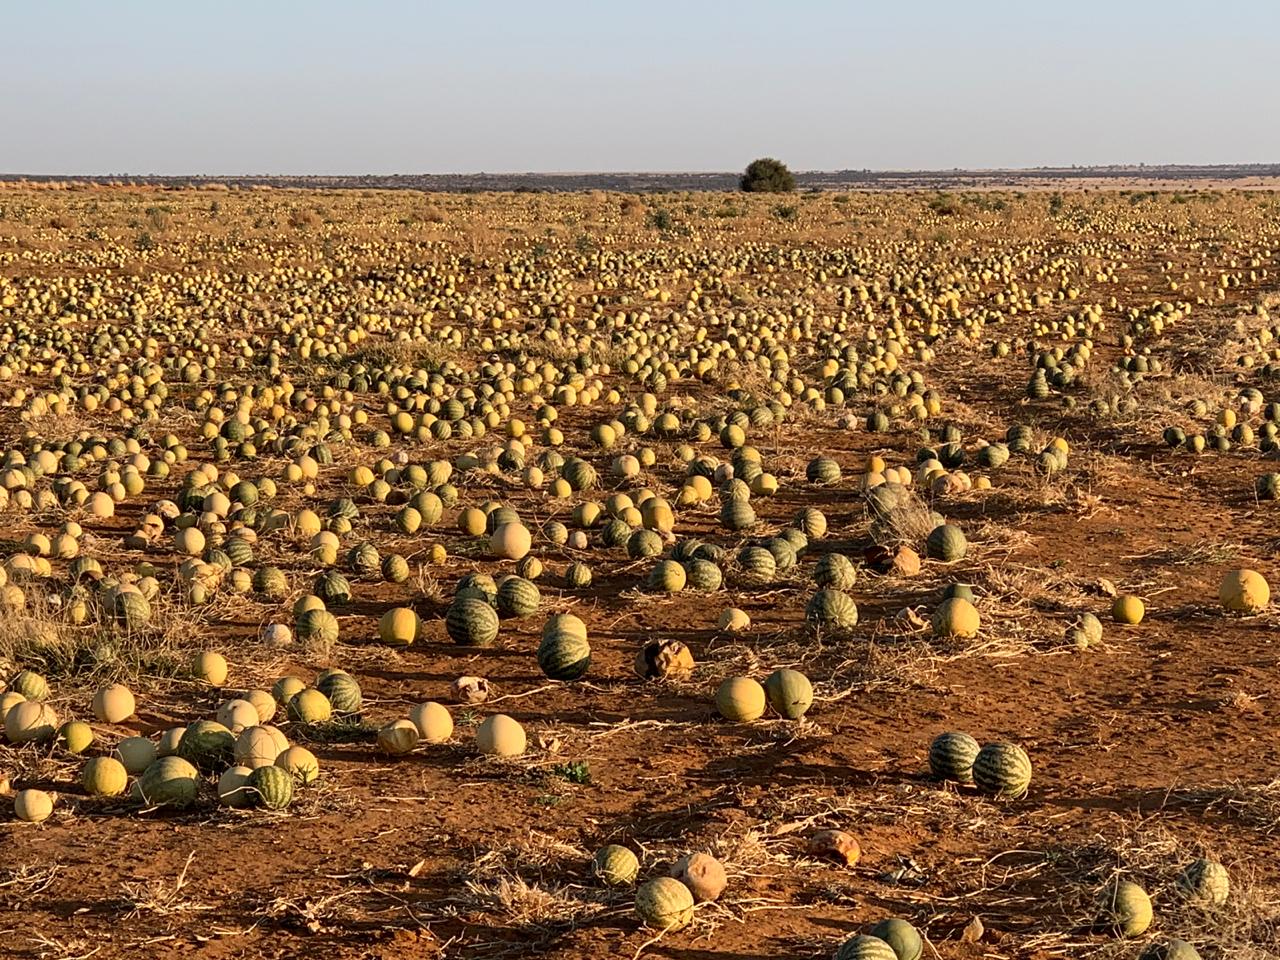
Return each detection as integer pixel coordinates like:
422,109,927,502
1219,568,1269,614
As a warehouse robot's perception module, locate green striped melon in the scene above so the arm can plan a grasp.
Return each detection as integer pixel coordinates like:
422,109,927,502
591,844,640,887
176,720,234,772
814,553,857,590
972,742,1032,798
868,918,923,960
634,877,694,930
805,589,859,629
1139,940,1201,960
835,934,899,960
926,523,968,562
794,507,827,539
316,670,363,715
736,545,776,583
249,763,294,810
447,598,500,646
564,562,592,588
538,630,591,681
627,529,664,559
455,572,498,605
10,669,49,701
764,537,798,572
684,559,723,592
252,565,289,599
764,669,813,719
719,498,756,531
296,608,339,645
806,457,842,485
314,570,351,605
496,576,541,618
135,756,199,807
928,731,980,782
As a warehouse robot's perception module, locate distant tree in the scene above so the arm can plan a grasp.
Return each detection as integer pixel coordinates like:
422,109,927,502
740,158,795,193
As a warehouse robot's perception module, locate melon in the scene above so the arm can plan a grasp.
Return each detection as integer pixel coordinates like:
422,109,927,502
277,745,320,785
58,720,94,754
216,698,260,733
490,522,532,561
670,852,726,902
1112,594,1145,624
243,689,277,723
377,719,420,756
446,598,500,646
10,669,49,701
287,688,333,724
234,726,283,768
157,726,185,757
1097,880,1152,937
316,670,363,715
92,683,136,723
634,639,695,681
1219,568,1269,614
928,731,980,782
249,763,294,809
814,553,857,590
218,765,254,808
496,576,541,618
931,597,980,638
82,756,128,797
476,714,526,757
136,756,200,807
14,788,55,823
177,720,235,771
718,608,751,633
115,736,158,774
715,676,766,722
868,918,923,960
835,935,899,960
538,628,591,681
191,651,229,685
649,559,687,593
1139,940,1201,960
764,668,813,719
272,676,306,704
379,607,421,646
805,589,859,629
972,742,1032,798
634,877,695,930
1177,857,1229,905
592,844,640,886
0,690,25,723
409,702,454,743
5,700,58,743
926,523,967,562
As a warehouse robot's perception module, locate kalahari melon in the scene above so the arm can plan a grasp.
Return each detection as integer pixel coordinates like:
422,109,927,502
928,730,980,782
634,876,695,930
476,714,526,757
764,668,813,719
972,741,1032,798
591,844,640,886
715,676,766,722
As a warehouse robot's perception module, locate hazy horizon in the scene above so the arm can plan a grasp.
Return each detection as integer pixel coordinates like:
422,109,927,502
4,0,1278,176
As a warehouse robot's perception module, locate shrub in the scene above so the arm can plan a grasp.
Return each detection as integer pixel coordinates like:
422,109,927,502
740,157,795,193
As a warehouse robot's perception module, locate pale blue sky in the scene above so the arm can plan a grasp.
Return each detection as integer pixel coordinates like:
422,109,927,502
3,0,1276,175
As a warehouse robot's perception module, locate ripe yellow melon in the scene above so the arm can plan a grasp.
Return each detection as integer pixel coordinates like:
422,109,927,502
409,702,454,743
476,714,526,757
1219,568,1269,614
14,788,55,823
715,677,766,722
91,683,136,723
490,522,532,561
82,756,128,797
191,651,229,685
1112,595,1145,624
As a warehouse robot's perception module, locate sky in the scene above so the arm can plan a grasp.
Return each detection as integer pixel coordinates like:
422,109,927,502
2,0,1277,175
